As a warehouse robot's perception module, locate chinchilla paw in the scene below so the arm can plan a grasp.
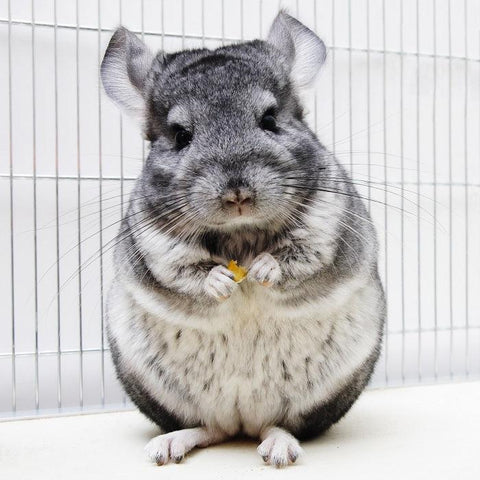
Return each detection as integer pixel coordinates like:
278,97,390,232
248,253,282,287
204,265,237,301
257,427,303,468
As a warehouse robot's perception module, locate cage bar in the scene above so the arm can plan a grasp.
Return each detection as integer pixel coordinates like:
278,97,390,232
1,0,479,419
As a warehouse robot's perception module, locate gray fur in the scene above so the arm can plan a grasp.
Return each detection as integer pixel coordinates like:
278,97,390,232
102,11,385,466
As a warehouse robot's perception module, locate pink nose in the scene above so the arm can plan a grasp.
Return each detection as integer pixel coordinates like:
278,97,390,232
222,188,253,208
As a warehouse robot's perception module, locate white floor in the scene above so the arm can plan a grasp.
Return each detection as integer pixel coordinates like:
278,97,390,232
1,382,478,480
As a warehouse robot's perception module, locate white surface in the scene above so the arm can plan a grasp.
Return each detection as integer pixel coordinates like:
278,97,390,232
1,382,479,480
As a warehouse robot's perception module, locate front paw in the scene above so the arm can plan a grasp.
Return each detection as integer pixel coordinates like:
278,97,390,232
248,253,282,287
204,265,237,301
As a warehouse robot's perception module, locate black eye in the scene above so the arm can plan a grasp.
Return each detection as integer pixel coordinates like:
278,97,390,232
174,127,192,150
260,109,278,133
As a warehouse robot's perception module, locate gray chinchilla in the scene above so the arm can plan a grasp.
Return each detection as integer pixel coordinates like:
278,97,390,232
101,11,385,468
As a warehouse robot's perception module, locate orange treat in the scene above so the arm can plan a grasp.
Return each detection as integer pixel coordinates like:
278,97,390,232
227,260,248,283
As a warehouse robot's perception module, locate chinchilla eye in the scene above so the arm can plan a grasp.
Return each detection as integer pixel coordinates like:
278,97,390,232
174,127,192,150
260,109,278,133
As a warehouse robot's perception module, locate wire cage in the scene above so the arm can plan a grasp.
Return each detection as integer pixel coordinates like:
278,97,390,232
0,0,479,419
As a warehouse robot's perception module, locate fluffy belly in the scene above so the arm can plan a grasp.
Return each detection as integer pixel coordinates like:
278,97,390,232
108,278,381,436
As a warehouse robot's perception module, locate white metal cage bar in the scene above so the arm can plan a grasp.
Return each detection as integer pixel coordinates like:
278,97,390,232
1,0,480,419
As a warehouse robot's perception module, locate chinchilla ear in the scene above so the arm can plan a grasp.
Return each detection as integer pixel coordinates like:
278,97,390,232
267,11,327,88
101,27,154,117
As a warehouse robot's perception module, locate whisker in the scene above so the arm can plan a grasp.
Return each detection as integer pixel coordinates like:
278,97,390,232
279,178,445,232
44,197,195,315
37,197,192,293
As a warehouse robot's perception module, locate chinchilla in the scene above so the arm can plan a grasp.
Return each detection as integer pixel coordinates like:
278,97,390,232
101,11,385,468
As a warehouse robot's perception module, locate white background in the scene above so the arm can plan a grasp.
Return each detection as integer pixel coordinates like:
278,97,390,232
0,0,479,417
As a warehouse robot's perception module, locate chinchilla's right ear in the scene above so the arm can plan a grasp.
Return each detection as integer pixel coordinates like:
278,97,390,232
101,27,154,117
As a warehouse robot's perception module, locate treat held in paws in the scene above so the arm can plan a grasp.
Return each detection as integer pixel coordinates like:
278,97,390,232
101,11,385,468
227,260,248,283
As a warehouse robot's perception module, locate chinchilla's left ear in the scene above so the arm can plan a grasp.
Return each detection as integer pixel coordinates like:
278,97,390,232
267,11,327,88
101,26,154,117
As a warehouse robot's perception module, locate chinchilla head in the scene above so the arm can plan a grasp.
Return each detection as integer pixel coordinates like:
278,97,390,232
101,12,328,234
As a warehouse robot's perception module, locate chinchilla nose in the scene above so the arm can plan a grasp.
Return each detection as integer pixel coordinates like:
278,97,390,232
221,187,253,208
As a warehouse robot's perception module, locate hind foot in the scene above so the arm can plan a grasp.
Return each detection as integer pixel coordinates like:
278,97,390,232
145,427,226,465
257,426,303,468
